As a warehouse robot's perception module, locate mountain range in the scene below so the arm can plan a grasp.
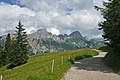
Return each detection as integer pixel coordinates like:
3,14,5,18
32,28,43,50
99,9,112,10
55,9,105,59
0,28,104,55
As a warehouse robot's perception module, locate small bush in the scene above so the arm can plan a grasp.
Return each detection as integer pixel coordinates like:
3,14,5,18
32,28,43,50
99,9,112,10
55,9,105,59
68,59,74,64
98,46,111,52
7,61,27,69
83,54,92,58
74,56,83,61
103,51,120,73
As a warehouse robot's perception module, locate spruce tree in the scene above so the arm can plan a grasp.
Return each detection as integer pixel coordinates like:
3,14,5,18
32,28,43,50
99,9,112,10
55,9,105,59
4,33,11,63
0,45,4,67
95,0,120,69
0,33,11,66
8,20,29,68
95,0,120,52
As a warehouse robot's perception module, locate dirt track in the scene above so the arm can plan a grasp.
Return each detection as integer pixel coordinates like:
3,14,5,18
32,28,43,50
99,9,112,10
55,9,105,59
61,50,120,80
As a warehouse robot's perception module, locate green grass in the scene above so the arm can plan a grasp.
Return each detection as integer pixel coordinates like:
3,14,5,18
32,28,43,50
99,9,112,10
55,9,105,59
99,45,120,75
98,46,111,52
65,38,85,46
103,50,120,75
0,49,98,80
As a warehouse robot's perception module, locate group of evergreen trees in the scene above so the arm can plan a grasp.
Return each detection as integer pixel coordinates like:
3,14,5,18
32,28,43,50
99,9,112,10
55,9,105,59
0,21,29,69
95,0,120,69
95,0,120,52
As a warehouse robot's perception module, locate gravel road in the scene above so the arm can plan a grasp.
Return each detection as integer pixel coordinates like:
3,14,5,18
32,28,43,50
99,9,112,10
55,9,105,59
61,50,120,80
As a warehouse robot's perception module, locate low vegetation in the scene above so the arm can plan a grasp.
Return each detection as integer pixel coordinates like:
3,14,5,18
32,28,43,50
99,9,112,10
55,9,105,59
0,49,98,80
95,0,120,75
103,50,120,75
98,46,120,75
98,46,111,52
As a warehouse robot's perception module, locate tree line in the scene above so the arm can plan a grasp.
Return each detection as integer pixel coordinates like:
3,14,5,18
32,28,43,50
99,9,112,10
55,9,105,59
0,21,29,69
95,0,120,70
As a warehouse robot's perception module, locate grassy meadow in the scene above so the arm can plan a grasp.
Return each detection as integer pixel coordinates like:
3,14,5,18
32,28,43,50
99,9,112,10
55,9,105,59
0,49,98,80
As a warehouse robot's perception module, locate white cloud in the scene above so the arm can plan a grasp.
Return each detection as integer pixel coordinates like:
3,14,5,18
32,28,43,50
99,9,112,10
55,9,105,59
47,28,60,35
0,2,35,17
93,0,109,7
0,2,35,35
0,0,104,38
25,27,36,34
90,34,103,39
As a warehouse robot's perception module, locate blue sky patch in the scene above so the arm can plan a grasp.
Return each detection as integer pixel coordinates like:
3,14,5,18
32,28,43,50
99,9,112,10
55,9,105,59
0,0,25,7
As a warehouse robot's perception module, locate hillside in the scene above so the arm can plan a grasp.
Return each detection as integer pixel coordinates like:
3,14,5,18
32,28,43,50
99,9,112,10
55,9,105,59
28,29,89,54
26,29,104,55
0,49,98,80
0,29,104,55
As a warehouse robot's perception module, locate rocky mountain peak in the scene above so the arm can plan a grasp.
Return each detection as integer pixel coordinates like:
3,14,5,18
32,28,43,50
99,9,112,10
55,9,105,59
58,34,69,40
37,28,48,34
69,31,83,39
0,28,104,55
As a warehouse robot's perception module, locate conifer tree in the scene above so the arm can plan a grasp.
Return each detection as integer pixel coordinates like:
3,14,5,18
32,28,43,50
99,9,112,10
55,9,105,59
95,0,120,68
95,0,120,52
4,33,11,63
8,20,29,68
0,33,11,66
0,45,4,67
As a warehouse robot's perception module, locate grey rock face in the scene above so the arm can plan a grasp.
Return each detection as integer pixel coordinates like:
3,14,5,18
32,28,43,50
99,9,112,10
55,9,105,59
0,28,104,55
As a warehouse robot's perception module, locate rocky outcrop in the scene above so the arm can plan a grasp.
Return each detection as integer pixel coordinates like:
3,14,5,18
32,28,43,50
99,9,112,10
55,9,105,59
28,29,90,54
0,28,104,55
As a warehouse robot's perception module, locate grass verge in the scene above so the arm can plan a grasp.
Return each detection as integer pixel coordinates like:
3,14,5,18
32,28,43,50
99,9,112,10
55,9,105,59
103,50,120,75
0,49,98,80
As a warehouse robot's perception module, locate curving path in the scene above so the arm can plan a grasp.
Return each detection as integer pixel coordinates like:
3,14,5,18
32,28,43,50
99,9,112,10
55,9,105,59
61,50,120,80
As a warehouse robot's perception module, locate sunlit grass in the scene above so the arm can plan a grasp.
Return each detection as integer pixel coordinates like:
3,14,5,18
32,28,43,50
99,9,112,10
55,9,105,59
0,49,98,80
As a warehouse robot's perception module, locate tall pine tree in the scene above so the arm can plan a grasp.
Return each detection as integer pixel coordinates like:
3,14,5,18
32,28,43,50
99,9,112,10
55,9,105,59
95,0,120,69
0,44,4,67
0,33,11,66
4,33,11,63
8,20,29,69
95,0,120,52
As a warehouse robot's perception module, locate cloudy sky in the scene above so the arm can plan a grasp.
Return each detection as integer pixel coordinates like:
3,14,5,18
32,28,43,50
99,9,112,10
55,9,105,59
0,0,107,39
